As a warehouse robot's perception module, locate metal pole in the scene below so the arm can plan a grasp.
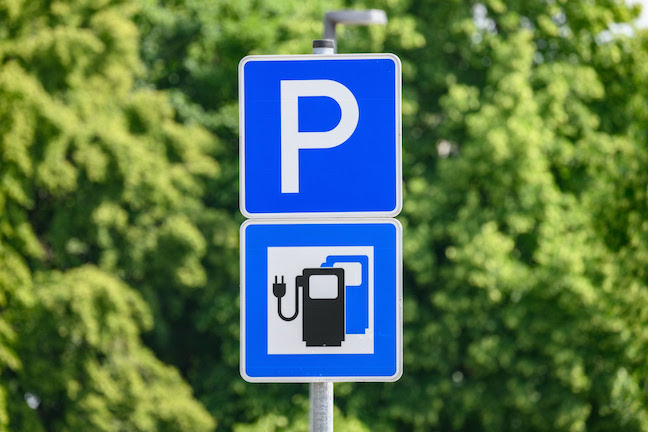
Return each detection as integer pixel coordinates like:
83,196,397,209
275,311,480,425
323,9,388,52
307,38,335,432
307,12,386,429
310,382,334,432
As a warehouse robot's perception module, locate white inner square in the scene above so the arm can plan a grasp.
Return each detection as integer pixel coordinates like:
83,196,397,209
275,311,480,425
267,246,374,354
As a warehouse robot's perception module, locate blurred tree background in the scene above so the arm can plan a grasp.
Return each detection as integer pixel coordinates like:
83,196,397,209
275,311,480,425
1,0,648,431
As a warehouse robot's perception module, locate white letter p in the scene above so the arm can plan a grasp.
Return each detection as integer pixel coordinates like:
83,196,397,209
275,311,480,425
280,79,359,194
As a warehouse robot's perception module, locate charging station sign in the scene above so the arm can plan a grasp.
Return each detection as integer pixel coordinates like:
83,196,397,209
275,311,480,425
239,54,402,218
240,219,402,382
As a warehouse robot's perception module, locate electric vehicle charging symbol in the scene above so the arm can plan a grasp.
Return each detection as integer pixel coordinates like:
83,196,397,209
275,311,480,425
273,268,345,347
267,248,373,354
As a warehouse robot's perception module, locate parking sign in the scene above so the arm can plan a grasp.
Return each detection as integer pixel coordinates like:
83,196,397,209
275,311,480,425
239,54,402,218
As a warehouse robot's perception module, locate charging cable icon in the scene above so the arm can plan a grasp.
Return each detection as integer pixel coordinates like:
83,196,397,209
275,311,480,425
273,275,298,321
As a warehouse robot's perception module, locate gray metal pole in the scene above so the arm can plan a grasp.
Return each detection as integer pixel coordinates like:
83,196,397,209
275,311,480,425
323,9,388,52
307,12,386,427
307,39,335,432
310,382,334,432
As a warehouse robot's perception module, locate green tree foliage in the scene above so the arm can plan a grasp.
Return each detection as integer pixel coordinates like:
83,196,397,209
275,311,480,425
134,0,648,431
0,0,215,430
397,1,648,431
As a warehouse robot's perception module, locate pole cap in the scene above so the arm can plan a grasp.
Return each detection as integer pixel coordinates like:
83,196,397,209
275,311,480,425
312,39,336,54
313,39,335,48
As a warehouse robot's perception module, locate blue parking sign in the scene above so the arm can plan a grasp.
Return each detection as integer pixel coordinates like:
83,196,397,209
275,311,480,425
240,219,403,382
239,54,402,218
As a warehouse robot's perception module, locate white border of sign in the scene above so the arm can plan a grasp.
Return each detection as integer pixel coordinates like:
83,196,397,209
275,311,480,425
240,218,403,382
239,54,402,219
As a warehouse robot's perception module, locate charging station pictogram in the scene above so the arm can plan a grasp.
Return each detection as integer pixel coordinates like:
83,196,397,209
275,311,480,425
268,246,374,353
240,219,402,382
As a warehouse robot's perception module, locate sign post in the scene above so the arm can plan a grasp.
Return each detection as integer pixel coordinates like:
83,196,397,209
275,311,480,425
239,27,401,431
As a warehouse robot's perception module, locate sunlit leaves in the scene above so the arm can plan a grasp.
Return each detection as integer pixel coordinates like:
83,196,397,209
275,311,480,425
0,0,217,430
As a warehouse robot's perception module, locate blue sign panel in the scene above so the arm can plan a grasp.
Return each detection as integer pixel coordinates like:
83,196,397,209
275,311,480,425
240,219,402,382
239,54,402,218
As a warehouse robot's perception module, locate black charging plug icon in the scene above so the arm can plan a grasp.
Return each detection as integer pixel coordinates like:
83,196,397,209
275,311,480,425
273,275,286,298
